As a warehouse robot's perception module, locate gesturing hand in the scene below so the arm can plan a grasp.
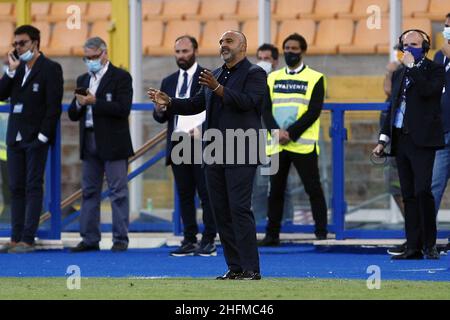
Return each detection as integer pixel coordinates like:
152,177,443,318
199,69,220,91
147,88,171,106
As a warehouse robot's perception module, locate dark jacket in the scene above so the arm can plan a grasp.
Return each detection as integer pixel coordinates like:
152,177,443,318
381,58,445,152
68,62,134,161
153,65,203,165
0,53,63,145
169,58,267,166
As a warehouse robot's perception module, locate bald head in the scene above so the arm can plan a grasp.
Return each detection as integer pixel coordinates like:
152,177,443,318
402,30,425,48
219,30,248,67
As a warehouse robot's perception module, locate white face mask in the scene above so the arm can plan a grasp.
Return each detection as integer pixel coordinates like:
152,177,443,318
256,60,272,74
443,27,450,40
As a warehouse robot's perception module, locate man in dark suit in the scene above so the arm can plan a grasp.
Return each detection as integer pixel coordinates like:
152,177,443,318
0,25,63,253
373,30,445,260
153,35,216,256
68,37,134,253
149,31,267,280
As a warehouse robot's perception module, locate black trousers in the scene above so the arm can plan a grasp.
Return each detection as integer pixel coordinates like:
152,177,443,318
205,165,259,273
266,149,328,237
172,163,216,243
394,129,437,250
7,140,49,244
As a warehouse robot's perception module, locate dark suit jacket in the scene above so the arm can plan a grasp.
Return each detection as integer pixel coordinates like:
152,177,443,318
381,58,445,153
68,62,134,161
153,64,203,165
0,53,63,145
169,58,267,166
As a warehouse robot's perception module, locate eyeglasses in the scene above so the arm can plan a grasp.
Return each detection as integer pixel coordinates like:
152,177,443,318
11,40,31,48
83,51,104,62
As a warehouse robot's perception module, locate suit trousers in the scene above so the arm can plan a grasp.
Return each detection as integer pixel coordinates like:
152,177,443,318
205,165,259,273
266,149,328,238
394,129,437,250
7,140,49,244
80,130,129,246
172,162,216,243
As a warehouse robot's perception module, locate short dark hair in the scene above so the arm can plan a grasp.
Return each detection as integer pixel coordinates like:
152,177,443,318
175,35,198,50
14,25,40,49
257,43,279,60
282,33,308,52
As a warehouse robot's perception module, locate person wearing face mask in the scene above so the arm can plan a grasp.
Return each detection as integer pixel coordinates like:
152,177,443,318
430,13,450,254
253,44,294,227
68,37,134,253
153,35,217,257
259,33,328,246
0,25,63,253
373,30,445,260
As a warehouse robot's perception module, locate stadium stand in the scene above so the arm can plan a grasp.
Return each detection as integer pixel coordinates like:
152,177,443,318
0,21,14,56
185,0,238,21
273,0,315,20
0,0,445,57
32,2,51,21
147,20,201,56
242,19,277,54
224,0,276,21
152,0,200,21
143,20,165,55
339,18,389,54
338,0,389,20
301,0,353,19
200,20,240,55
86,1,111,22
46,21,89,56
308,19,354,54
0,2,15,22
276,19,316,51
415,0,450,21
403,0,429,17
142,0,164,20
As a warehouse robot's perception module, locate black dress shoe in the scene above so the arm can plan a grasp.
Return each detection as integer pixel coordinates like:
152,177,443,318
238,271,262,280
423,246,440,260
257,235,280,247
216,270,242,280
111,242,128,252
391,249,423,260
70,241,100,253
387,241,407,256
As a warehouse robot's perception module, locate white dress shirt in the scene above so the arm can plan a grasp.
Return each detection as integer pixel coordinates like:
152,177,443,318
174,62,206,133
7,65,48,143
78,61,110,128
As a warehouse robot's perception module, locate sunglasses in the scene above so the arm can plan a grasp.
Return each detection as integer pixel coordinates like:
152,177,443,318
11,40,31,48
83,51,104,62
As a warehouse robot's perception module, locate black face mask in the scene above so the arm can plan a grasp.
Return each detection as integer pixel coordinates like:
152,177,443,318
284,52,301,68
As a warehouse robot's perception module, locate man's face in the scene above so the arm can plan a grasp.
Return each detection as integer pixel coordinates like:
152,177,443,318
83,46,107,64
402,31,424,51
283,40,302,55
175,38,196,70
219,32,244,63
257,49,277,69
12,34,36,56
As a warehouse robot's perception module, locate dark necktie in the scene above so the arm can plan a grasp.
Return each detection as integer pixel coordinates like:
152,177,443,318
179,71,188,98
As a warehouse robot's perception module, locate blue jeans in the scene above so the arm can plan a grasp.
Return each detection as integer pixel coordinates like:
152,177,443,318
431,131,450,241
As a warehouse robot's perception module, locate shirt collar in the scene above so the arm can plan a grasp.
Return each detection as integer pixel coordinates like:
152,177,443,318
179,61,198,77
89,61,110,79
286,63,305,74
222,58,246,72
